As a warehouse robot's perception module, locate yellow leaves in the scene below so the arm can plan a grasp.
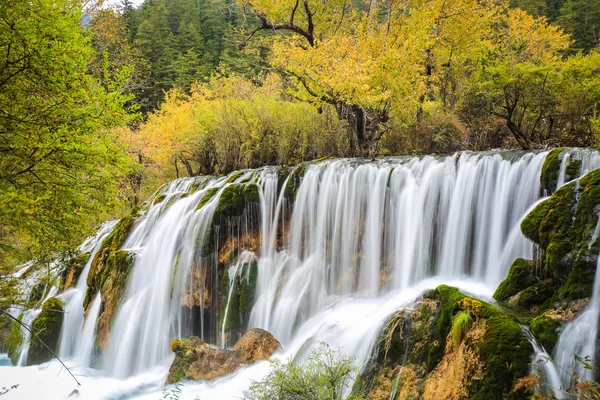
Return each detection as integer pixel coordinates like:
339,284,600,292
500,9,571,63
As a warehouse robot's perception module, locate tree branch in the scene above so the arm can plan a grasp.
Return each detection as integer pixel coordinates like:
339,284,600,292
0,309,81,386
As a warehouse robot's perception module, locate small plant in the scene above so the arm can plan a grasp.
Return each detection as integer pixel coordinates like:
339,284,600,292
450,310,473,350
248,343,357,400
161,381,183,400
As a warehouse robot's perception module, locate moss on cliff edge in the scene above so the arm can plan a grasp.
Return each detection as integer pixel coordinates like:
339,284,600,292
521,168,600,299
27,297,65,365
494,258,537,302
540,148,564,193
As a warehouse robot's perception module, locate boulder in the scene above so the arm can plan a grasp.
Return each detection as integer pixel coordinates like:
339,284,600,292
166,328,281,384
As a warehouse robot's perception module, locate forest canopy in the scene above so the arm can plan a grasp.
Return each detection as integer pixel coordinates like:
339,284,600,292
1,0,600,270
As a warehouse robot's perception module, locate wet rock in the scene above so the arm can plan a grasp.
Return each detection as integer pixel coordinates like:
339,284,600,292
166,328,281,384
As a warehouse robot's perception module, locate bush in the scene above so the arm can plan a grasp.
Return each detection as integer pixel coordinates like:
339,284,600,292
248,344,356,400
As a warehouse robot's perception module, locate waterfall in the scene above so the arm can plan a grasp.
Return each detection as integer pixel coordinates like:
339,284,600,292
57,220,117,365
8,149,600,400
249,152,546,343
104,172,257,378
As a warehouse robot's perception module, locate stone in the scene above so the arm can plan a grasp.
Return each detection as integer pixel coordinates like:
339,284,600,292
166,328,281,384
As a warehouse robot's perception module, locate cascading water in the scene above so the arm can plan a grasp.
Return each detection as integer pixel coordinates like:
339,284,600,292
104,172,257,378
250,152,546,343
58,220,117,366
4,148,600,400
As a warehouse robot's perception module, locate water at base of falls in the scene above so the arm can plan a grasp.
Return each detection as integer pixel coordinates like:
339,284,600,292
2,149,600,399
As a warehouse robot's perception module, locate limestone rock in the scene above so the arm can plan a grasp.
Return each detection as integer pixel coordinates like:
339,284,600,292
166,328,281,384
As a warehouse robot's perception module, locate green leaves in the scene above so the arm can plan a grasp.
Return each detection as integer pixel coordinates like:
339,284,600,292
0,0,133,271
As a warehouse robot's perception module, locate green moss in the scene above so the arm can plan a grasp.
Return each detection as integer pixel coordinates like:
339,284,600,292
520,168,600,303
242,183,260,203
240,260,258,312
60,252,91,291
166,338,198,384
153,193,167,205
514,280,555,310
540,148,564,193
7,313,23,365
530,315,561,353
472,311,532,400
494,258,537,302
85,207,139,307
427,285,465,370
219,269,241,331
283,164,306,201
196,187,219,211
225,171,244,183
450,311,472,350
27,297,65,365
214,185,245,220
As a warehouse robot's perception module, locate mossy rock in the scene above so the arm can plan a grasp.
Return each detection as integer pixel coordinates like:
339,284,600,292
242,183,260,203
93,250,135,349
356,286,532,400
494,258,537,302
153,193,167,205
530,314,561,353
540,148,564,193
521,168,600,301
60,252,91,291
214,185,245,221
86,207,139,308
196,187,219,211
225,171,245,184
7,313,24,365
219,259,259,333
283,164,306,201
27,297,65,365
166,338,198,384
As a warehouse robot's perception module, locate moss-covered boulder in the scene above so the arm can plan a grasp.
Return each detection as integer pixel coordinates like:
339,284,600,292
82,210,138,350
356,286,533,400
166,328,281,384
27,297,65,365
529,314,561,353
214,184,246,220
493,258,538,302
86,207,139,305
6,313,23,365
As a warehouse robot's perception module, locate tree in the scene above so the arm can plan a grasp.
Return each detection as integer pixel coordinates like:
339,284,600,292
0,0,134,270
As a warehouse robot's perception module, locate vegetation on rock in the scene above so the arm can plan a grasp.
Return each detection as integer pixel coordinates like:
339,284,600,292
166,328,281,384
27,297,65,365
356,286,533,400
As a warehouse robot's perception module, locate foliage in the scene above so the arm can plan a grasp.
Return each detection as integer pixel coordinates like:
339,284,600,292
0,0,135,272
248,344,357,400
450,311,473,350
118,74,346,196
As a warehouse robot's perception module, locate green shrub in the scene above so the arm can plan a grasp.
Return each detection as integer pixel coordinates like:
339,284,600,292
249,344,356,400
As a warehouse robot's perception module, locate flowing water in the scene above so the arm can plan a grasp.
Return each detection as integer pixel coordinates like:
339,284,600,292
2,149,600,399
58,221,118,367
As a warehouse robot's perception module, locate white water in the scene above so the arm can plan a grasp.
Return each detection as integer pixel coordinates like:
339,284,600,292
57,221,117,367
221,251,257,348
3,149,600,399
